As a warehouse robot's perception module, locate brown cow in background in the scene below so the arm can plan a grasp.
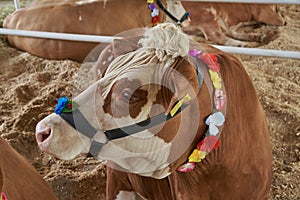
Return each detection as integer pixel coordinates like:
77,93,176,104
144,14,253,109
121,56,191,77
3,1,285,62
0,137,58,200
180,2,285,46
3,0,187,62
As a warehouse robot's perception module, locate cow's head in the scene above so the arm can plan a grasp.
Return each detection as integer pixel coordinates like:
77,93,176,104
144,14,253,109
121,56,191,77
166,1,191,27
36,23,207,179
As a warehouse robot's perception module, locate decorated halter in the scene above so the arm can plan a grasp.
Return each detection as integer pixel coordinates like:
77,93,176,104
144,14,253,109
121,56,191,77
53,22,225,172
54,50,226,172
147,0,190,26
54,54,206,157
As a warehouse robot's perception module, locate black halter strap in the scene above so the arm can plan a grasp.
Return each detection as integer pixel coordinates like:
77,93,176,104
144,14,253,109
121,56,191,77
60,98,189,157
59,57,204,157
156,0,190,25
60,102,186,139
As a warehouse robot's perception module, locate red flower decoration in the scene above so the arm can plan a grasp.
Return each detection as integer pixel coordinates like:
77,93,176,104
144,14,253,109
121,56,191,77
66,103,73,110
199,53,220,72
197,135,220,152
152,15,160,25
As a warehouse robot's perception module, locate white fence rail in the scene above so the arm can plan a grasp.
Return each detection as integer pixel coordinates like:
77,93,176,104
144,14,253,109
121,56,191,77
212,45,300,59
182,0,300,4
13,0,20,10
12,0,300,10
0,28,119,43
1,28,299,59
4,0,300,59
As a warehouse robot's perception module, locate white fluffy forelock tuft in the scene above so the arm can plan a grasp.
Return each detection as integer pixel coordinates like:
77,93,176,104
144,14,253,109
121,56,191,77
138,23,190,61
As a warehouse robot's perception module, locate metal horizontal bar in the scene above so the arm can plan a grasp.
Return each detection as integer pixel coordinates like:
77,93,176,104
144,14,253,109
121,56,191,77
182,0,300,4
1,28,299,59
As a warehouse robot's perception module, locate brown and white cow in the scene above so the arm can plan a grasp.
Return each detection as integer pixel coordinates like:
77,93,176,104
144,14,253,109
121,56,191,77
3,0,188,62
0,137,58,200
179,2,285,46
35,23,272,199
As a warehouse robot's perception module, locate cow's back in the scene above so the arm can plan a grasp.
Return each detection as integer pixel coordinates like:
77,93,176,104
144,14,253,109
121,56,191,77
249,4,285,25
0,137,57,200
3,0,154,62
183,2,284,26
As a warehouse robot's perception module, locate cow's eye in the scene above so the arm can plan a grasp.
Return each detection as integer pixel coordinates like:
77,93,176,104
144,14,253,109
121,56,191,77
122,89,139,103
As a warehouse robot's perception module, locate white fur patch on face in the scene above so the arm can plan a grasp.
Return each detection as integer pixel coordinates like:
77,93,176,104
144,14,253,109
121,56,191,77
99,129,172,178
36,113,90,160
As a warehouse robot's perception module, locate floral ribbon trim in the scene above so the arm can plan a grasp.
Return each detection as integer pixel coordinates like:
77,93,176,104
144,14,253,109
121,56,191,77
177,50,226,173
1,192,7,200
54,96,79,115
147,0,160,26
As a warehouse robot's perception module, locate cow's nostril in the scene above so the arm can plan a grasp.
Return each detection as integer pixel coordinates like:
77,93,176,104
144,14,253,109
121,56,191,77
36,128,51,143
42,130,50,141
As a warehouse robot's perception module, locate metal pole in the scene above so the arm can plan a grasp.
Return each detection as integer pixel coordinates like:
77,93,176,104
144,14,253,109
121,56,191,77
182,0,300,4
0,28,120,43
13,0,20,10
1,28,299,59
212,45,300,60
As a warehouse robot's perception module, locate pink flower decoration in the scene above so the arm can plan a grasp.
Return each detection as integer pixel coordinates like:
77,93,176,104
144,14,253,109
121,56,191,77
189,49,201,57
214,89,226,111
1,192,7,200
197,135,220,152
177,162,195,173
199,53,220,72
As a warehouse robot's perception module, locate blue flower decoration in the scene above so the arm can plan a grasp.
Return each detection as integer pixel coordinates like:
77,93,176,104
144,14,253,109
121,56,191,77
54,96,68,114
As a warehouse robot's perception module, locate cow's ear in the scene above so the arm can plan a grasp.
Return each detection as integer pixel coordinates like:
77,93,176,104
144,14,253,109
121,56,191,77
94,37,141,80
94,44,113,80
165,58,199,115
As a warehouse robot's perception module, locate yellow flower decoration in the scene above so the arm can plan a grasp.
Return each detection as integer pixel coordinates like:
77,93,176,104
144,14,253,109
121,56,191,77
209,70,222,89
188,149,206,162
147,0,154,3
